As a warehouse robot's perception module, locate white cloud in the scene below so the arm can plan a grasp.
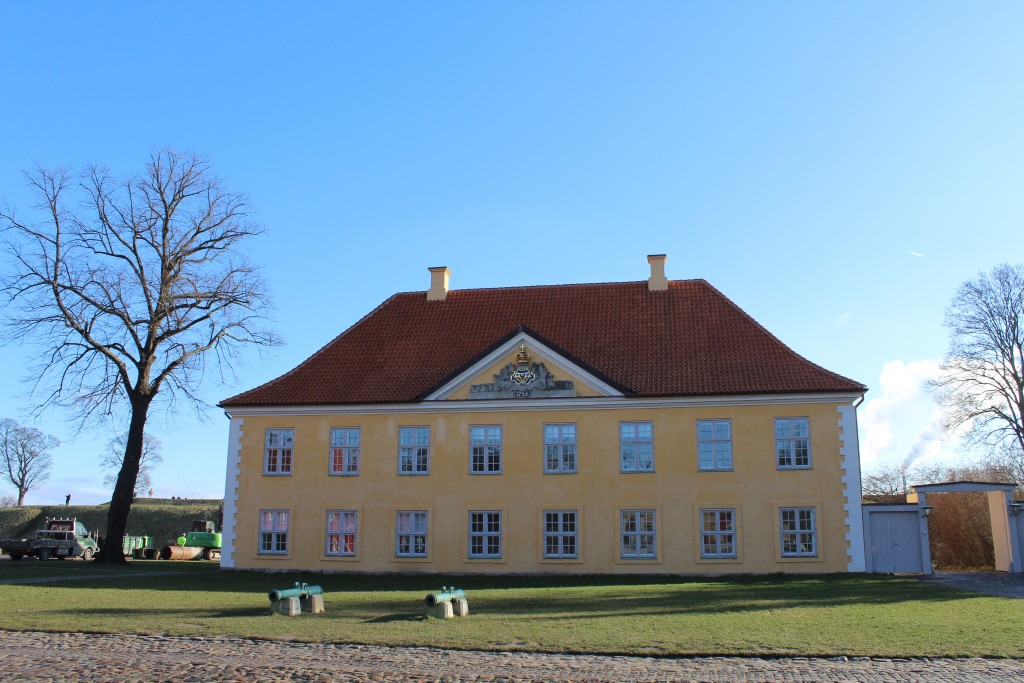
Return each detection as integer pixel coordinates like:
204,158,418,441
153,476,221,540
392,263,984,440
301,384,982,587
859,359,958,472
834,311,852,326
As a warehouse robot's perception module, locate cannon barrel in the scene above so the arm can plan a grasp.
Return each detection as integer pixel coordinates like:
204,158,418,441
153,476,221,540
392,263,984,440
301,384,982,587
268,582,324,602
424,587,466,607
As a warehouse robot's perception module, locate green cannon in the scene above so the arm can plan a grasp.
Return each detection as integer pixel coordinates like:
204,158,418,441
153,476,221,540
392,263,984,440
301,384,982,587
424,586,466,607
268,582,324,603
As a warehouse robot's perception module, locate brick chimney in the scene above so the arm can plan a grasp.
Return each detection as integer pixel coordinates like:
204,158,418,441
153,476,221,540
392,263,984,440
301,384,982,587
427,266,451,301
647,254,668,291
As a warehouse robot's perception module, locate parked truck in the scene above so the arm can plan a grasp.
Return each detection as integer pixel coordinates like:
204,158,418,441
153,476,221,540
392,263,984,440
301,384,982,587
0,518,100,561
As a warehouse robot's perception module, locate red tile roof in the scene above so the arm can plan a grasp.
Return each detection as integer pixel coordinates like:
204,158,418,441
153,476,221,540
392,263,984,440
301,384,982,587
220,279,865,407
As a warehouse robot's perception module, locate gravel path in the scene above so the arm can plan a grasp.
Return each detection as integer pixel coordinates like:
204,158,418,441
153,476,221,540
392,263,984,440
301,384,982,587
2,631,1022,683
917,571,1024,599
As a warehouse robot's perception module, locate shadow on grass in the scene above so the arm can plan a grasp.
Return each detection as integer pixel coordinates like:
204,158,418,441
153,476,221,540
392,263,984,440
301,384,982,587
350,583,978,620
51,605,271,619
1,565,984,619
362,613,425,623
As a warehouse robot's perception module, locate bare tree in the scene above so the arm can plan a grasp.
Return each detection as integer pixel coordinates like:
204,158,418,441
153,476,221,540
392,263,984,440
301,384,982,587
983,441,1024,494
1,150,280,562
100,433,163,497
861,462,912,503
861,461,953,503
930,264,1024,475
0,418,57,506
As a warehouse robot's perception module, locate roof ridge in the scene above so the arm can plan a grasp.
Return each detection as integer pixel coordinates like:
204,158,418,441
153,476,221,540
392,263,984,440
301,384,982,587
387,277,709,298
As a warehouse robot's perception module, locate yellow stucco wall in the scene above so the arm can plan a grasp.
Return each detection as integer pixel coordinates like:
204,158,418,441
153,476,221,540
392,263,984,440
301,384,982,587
226,396,855,574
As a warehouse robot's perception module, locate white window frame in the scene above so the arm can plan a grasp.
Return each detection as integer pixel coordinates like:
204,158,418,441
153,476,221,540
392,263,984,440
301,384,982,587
398,426,430,475
544,423,577,473
543,510,578,558
697,419,733,471
395,510,428,557
780,507,817,557
620,509,656,559
776,417,811,469
619,421,654,472
468,510,502,559
264,428,294,475
258,509,289,555
325,509,357,556
329,427,360,476
700,508,737,559
470,425,503,474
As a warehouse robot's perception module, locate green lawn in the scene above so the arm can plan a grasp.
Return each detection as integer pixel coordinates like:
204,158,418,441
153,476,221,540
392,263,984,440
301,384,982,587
1,561,1021,658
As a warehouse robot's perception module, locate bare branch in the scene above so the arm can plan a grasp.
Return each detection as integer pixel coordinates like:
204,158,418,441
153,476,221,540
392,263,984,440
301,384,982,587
0,418,58,505
1,149,280,560
930,264,1024,468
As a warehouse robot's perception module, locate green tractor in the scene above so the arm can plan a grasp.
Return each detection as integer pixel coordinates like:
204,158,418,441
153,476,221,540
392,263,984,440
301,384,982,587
160,520,222,561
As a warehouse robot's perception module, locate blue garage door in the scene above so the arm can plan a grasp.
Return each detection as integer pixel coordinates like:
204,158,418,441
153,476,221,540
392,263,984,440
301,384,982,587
867,509,924,574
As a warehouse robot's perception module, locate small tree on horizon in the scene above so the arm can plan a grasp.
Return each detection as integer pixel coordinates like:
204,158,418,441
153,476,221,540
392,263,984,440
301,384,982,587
100,432,163,498
0,417,58,506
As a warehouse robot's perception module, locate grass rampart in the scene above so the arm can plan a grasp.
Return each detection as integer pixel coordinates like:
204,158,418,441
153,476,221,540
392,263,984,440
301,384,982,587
0,499,222,546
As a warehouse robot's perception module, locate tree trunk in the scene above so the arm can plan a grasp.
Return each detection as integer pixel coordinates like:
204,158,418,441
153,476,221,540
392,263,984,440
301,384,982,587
17,489,25,506
97,396,150,564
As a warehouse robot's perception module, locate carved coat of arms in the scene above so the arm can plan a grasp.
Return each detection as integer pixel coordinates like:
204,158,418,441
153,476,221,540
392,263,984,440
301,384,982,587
469,343,576,399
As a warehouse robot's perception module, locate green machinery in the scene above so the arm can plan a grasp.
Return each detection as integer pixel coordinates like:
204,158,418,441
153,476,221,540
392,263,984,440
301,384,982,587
122,535,158,559
160,520,222,560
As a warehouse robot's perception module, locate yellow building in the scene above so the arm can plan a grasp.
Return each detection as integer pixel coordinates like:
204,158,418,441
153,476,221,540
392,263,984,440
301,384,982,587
219,256,867,574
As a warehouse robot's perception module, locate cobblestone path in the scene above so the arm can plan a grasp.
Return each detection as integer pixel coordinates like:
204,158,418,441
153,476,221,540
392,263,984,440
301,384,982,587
918,571,1024,599
2,631,1022,683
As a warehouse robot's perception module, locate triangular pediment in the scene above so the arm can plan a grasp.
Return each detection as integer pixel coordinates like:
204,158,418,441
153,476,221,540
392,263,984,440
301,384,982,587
424,329,626,401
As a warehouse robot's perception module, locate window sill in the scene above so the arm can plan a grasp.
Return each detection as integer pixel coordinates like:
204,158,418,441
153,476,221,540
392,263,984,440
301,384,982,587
778,554,823,563
615,557,661,565
696,556,742,564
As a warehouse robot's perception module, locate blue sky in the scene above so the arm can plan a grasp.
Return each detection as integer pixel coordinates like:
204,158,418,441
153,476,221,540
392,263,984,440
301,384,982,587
1,2,1022,504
